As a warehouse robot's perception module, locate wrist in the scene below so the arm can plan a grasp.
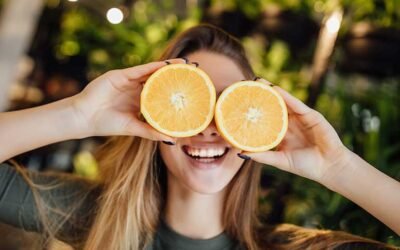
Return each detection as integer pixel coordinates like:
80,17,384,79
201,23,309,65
64,95,93,139
318,146,357,192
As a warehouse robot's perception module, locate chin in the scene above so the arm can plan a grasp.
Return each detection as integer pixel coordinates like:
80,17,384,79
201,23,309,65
160,142,245,195
185,178,230,194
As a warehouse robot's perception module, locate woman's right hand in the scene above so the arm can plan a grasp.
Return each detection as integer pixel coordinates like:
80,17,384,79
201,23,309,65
71,59,185,142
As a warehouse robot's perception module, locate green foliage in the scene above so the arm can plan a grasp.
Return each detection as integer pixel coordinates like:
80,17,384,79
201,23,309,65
341,0,400,27
318,77,400,174
243,38,310,102
210,0,262,18
212,0,400,28
57,0,200,77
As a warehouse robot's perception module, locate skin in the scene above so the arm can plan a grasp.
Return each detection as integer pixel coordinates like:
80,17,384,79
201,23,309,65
0,52,399,241
160,51,246,238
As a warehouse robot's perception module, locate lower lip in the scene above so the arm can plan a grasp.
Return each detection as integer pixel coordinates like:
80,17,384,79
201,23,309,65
183,151,229,170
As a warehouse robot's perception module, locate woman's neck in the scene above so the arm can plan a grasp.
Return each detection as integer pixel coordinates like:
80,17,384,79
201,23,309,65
164,174,226,239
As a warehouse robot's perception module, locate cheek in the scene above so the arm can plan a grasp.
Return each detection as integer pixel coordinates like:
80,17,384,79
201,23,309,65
222,152,245,179
159,144,181,174
193,154,245,193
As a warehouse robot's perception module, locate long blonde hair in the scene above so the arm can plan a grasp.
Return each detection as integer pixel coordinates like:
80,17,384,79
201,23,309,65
83,24,396,250
12,24,397,250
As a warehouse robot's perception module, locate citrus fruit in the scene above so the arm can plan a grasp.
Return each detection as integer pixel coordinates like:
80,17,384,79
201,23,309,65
141,64,216,137
215,81,288,152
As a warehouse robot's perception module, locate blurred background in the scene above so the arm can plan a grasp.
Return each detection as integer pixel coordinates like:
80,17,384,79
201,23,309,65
0,0,399,249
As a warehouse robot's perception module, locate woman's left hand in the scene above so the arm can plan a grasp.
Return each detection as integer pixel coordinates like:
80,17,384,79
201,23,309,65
241,79,400,235
240,78,352,184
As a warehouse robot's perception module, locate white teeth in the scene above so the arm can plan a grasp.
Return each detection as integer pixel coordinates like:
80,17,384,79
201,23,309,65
199,149,207,157
186,147,226,158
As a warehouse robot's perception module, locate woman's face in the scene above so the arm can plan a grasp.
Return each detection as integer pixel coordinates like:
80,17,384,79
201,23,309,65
159,50,246,194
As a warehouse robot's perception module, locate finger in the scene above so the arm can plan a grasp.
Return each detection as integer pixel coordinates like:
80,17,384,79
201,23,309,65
252,78,296,115
137,72,156,85
121,58,187,80
253,77,326,130
136,58,192,85
254,78,313,115
273,86,314,116
253,77,273,85
239,150,291,173
129,121,176,143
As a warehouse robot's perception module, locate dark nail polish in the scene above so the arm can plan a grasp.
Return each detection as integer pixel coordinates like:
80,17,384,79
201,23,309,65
241,79,246,81
181,57,189,64
162,141,175,145
269,83,275,87
237,153,251,160
253,76,261,81
165,60,171,65
191,62,199,67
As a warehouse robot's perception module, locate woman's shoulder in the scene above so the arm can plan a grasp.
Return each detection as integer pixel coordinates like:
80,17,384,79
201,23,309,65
0,161,104,216
256,222,398,250
0,161,103,246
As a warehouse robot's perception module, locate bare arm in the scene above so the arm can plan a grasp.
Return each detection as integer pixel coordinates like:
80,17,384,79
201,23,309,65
324,148,400,235
0,60,185,163
0,97,85,162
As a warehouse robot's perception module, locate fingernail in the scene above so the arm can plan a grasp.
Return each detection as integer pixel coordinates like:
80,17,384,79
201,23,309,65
162,141,175,145
181,57,189,64
253,76,261,81
191,62,199,67
237,153,251,160
165,60,171,65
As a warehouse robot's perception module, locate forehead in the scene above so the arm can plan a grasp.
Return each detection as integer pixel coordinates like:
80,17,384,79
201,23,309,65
185,51,245,95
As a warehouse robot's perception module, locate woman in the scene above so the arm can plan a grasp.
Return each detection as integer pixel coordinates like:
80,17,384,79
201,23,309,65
0,24,399,250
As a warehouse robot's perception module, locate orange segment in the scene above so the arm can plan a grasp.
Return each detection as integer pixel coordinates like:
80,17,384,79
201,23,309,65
215,81,288,152
141,64,216,137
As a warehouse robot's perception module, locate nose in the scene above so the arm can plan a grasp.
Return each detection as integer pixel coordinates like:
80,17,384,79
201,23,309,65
198,119,219,138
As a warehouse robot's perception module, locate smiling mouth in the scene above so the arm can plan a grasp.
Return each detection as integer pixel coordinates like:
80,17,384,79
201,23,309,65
181,145,230,163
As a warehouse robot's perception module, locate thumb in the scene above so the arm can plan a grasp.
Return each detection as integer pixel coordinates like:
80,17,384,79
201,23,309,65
130,121,176,143
239,150,291,172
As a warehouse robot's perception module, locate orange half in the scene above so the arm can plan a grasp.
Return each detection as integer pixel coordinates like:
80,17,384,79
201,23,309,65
215,81,288,152
141,64,216,137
